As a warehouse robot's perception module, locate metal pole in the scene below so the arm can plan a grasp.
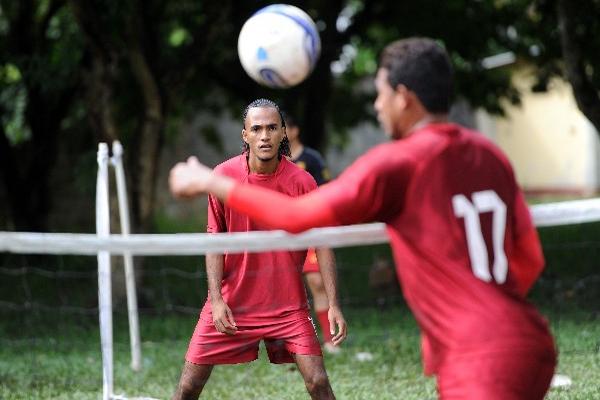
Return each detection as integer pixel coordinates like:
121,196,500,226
96,143,113,400
111,141,142,371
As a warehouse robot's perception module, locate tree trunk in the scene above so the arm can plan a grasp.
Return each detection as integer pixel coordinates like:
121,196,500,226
557,0,600,133
127,42,164,233
0,85,76,231
0,0,77,232
303,0,345,152
69,0,119,144
0,123,28,230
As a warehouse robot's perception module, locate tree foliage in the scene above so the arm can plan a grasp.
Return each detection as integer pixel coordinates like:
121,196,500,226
1,0,599,232
0,0,81,231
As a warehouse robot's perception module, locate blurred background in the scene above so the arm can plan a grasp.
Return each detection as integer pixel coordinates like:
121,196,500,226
1,1,600,399
1,0,600,234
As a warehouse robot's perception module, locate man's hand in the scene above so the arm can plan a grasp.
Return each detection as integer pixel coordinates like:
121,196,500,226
169,156,214,199
211,299,238,335
328,305,347,346
170,156,236,201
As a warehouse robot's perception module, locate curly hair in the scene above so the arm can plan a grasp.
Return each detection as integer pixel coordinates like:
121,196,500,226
242,98,291,158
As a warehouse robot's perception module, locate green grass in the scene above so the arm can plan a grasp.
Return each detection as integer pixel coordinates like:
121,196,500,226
1,306,599,400
1,219,599,399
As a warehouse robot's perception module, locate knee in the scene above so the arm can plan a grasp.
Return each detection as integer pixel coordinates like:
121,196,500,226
304,371,330,394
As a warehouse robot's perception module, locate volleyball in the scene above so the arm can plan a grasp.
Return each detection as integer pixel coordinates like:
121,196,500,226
237,4,321,89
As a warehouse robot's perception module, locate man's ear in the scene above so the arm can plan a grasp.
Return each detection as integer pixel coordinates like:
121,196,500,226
241,128,248,143
394,84,411,109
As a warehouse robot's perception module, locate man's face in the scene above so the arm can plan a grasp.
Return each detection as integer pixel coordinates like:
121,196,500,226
243,107,286,162
374,68,404,139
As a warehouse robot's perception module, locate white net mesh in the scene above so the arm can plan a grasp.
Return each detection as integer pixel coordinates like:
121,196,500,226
1,201,600,399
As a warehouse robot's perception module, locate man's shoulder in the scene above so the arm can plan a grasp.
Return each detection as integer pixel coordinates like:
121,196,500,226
283,157,313,178
409,123,509,164
455,125,514,171
214,154,246,178
357,141,414,170
282,158,317,185
416,124,516,183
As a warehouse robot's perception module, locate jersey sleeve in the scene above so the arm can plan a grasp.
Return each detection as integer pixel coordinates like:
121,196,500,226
226,146,412,233
206,193,226,233
227,185,339,233
299,171,318,195
316,148,412,225
509,190,545,295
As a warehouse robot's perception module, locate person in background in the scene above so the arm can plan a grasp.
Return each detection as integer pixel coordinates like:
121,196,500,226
282,110,339,354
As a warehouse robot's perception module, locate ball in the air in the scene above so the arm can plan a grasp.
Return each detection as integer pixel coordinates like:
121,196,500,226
237,4,321,89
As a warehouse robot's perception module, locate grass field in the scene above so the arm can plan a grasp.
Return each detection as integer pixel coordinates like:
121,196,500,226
1,222,600,399
1,304,599,400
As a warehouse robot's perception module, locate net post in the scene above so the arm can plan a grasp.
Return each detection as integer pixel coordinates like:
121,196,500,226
96,143,114,400
111,141,142,372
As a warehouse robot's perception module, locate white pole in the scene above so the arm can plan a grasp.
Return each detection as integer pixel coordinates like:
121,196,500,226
111,141,142,372
96,143,113,400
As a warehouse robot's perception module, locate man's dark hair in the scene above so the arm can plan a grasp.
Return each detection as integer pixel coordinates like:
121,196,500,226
379,37,454,113
280,110,298,129
242,98,291,158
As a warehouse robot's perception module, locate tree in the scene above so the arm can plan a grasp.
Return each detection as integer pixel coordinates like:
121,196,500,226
68,0,250,232
556,0,600,132
0,0,81,231
67,0,350,231
6,0,591,232
493,0,600,134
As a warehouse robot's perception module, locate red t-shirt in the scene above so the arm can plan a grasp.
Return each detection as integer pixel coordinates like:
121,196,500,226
316,123,553,374
202,154,317,326
228,123,554,374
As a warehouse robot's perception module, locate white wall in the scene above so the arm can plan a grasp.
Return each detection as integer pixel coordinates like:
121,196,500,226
476,68,600,196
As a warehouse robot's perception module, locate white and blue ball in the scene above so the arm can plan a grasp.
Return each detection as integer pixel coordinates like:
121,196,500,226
237,4,321,89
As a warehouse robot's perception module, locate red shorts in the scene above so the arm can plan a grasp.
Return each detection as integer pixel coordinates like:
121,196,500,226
437,347,556,400
302,248,320,274
185,316,322,365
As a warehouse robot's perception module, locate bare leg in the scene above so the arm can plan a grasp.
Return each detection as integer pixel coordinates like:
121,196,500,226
172,361,214,400
293,354,335,400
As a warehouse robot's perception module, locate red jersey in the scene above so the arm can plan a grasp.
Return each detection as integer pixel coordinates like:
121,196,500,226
203,154,317,326
228,123,554,374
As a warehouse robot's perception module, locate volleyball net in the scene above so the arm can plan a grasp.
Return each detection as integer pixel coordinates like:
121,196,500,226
1,143,599,399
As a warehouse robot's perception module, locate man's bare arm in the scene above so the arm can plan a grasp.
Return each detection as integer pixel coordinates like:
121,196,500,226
315,248,347,346
206,253,237,335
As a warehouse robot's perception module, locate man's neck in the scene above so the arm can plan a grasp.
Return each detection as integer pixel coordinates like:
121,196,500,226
247,153,280,174
289,140,304,160
406,113,448,136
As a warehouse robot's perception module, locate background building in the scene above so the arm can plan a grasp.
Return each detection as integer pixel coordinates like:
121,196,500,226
477,67,600,197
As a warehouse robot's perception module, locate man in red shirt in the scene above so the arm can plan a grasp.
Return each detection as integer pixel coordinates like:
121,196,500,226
171,98,346,400
170,38,556,399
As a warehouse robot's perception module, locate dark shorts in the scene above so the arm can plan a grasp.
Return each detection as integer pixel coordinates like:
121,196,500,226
437,347,556,400
185,316,322,365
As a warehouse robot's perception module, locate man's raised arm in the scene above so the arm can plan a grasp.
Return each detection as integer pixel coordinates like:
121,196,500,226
169,156,338,233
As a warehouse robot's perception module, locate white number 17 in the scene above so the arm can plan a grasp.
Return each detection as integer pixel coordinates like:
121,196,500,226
452,190,508,284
